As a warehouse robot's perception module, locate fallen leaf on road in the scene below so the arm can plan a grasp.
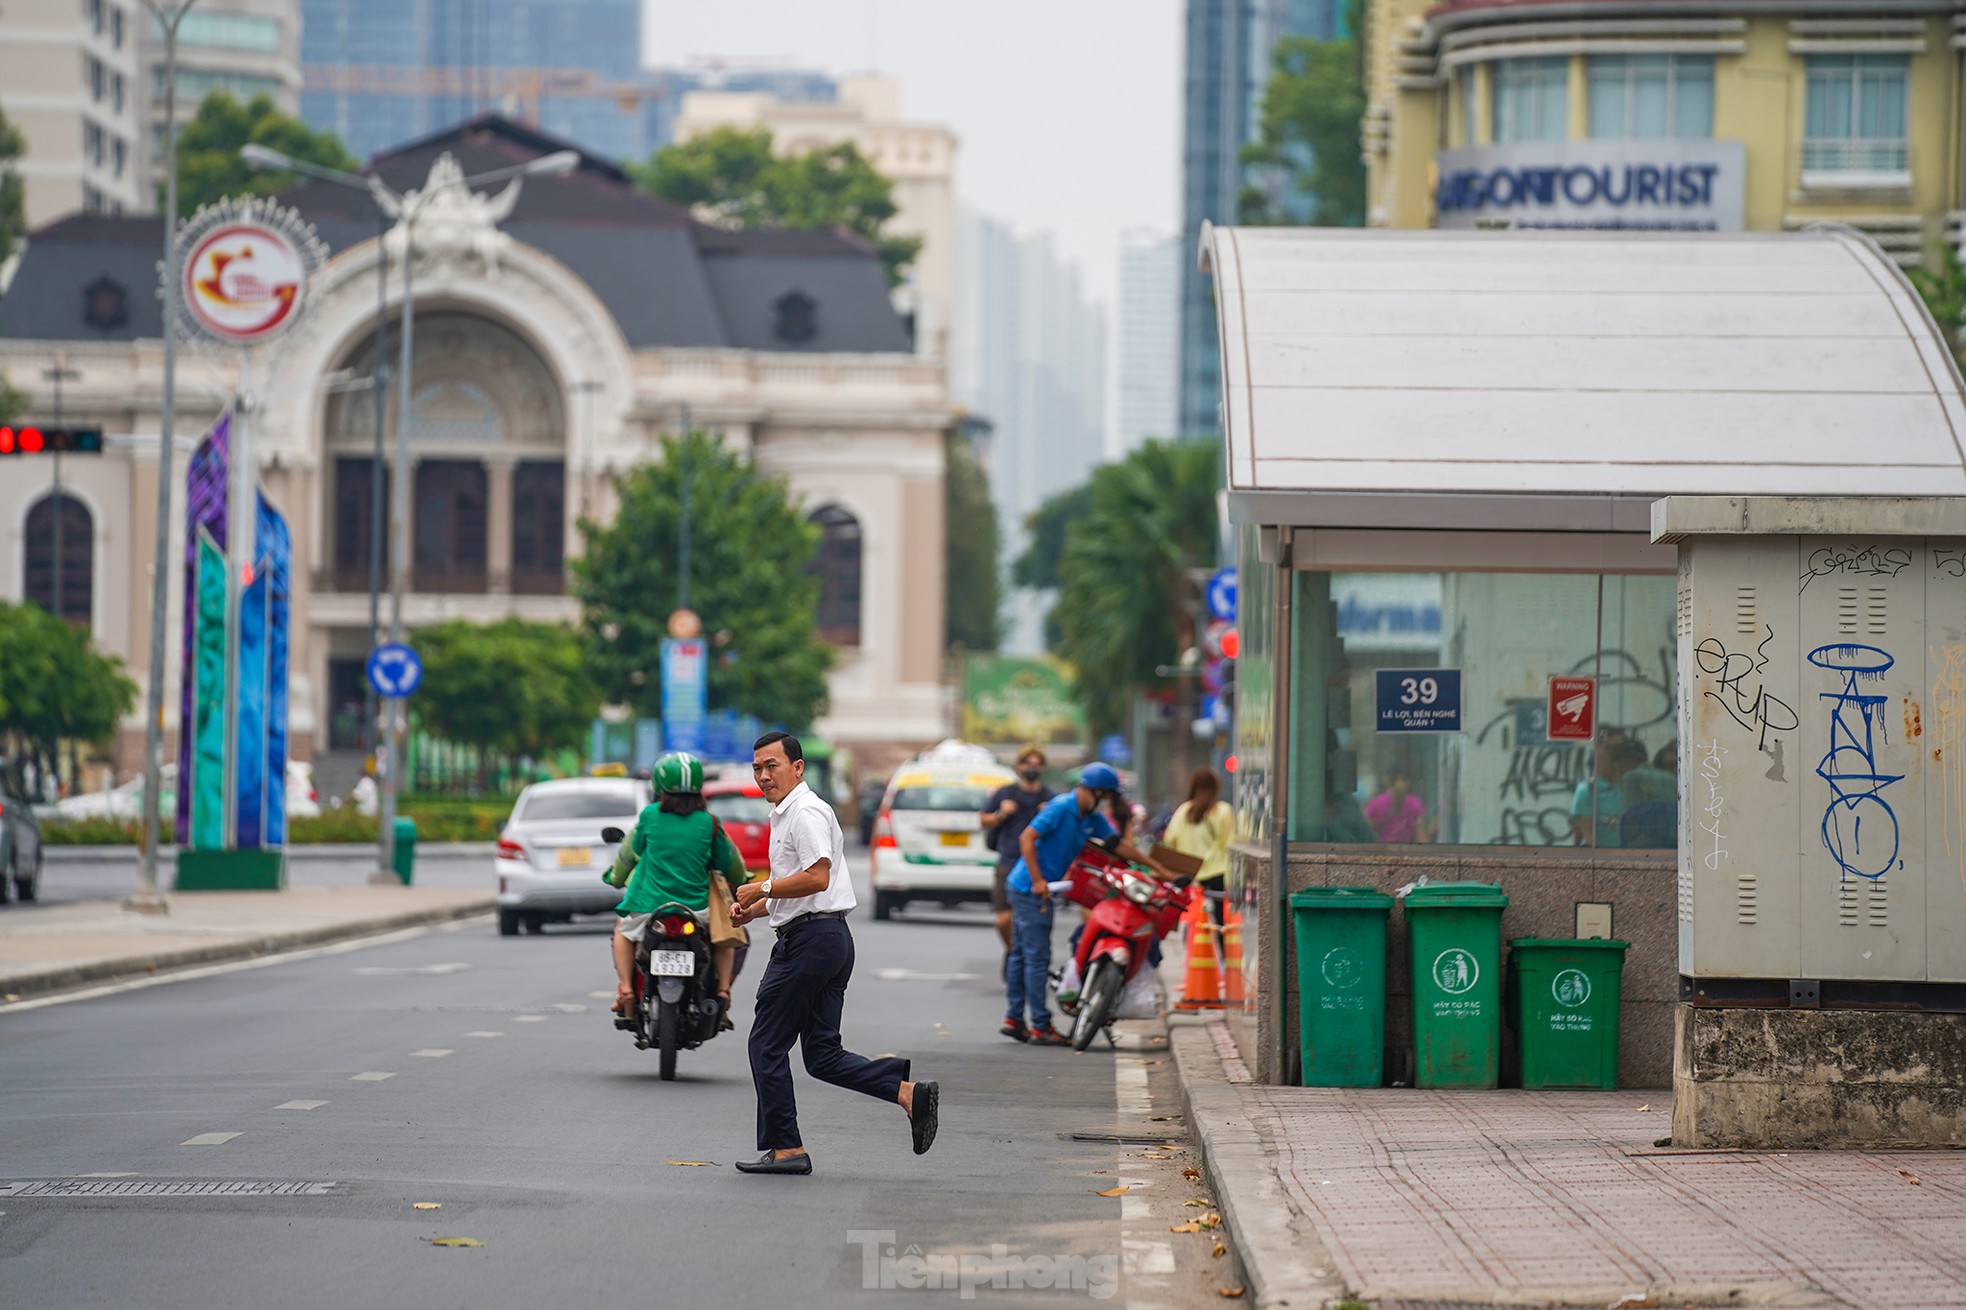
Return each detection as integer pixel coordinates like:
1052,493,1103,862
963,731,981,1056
1899,1168,1923,1185
664,1160,718,1168
424,1237,484,1248
412,1203,441,1210
1182,1168,1201,1180
1636,1103,1653,1112
1184,1199,1212,1207
1200,1213,1222,1229
1169,1221,1202,1234
1217,1287,1245,1299
1095,1186,1128,1197
1140,1153,1171,1160
1212,1241,1227,1258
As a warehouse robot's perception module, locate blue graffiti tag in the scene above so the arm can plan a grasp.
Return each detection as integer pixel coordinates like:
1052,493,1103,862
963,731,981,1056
1808,644,1902,881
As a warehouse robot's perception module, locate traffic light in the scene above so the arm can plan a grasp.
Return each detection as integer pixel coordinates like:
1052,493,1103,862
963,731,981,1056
0,426,105,455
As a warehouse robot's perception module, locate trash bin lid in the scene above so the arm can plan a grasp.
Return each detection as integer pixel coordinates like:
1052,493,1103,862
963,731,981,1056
1510,936,1629,951
1290,886,1394,909
393,817,418,836
1402,881,1508,909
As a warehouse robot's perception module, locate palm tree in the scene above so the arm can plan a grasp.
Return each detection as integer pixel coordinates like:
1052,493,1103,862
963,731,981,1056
1053,439,1222,781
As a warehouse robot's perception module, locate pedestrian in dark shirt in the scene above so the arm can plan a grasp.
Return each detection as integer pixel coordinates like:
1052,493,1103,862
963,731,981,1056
980,744,1054,961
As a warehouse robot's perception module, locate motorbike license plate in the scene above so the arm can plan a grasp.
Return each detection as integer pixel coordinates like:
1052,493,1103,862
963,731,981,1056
938,831,969,847
556,846,592,868
650,950,694,977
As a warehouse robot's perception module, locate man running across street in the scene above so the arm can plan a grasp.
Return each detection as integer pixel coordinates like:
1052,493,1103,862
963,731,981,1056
732,731,939,1174
1002,761,1166,1045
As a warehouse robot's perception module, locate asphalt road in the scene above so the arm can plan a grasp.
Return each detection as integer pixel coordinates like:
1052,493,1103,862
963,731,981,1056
0,855,1235,1307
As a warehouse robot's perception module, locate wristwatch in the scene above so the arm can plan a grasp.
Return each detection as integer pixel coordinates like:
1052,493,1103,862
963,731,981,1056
760,879,773,900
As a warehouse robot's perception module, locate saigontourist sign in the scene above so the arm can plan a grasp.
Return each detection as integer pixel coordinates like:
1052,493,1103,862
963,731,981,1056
1434,139,1745,231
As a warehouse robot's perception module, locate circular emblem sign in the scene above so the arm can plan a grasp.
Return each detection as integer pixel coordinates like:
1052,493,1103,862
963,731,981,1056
1552,968,1592,1009
1321,946,1362,990
183,223,306,341
1431,948,1479,995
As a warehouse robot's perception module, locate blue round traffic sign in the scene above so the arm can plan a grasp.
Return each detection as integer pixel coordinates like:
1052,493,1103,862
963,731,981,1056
1206,568,1238,622
366,642,423,698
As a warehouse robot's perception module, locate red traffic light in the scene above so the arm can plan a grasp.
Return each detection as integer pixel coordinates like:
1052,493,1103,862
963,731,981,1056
1219,629,1240,660
0,426,104,455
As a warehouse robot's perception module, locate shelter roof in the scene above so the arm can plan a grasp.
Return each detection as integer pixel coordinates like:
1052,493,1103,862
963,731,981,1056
1202,225,1966,532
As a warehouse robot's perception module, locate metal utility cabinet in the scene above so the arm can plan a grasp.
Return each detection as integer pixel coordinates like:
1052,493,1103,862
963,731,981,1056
1660,497,1966,1147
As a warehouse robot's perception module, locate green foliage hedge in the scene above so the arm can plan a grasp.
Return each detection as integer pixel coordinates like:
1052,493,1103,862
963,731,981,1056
38,794,520,846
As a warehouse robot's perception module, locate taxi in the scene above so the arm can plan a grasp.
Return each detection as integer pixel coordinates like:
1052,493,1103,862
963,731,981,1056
867,740,1014,920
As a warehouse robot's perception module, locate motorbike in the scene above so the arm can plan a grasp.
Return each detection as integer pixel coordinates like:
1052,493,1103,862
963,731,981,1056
1053,839,1195,1052
599,825,741,1081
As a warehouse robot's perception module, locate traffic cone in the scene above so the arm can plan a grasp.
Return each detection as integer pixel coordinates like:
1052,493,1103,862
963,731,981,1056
1175,915,1224,1010
1221,916,1245,1007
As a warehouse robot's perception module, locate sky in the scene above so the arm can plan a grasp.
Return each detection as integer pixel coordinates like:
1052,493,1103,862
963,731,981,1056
642,0,1183,305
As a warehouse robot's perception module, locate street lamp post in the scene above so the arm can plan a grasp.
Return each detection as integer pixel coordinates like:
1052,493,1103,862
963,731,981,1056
41,356,80,626
130,0,203,915
241,144,578,879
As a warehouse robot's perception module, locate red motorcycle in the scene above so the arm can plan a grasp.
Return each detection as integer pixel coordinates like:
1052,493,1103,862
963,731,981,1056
1054,840,1194,1051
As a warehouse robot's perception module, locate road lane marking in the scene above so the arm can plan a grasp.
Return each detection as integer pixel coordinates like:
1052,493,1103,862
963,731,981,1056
182,1132,241,1146
349,1072,396,1081
872,969,979,982
512,1015,548,1023
464,1031,504,1038
587,991,614,1000
411,1049,453,1058
0,920,486,1013
351,963,471,975
74,1172,138,1178
276,1100,328,1110
549,1003,587,1013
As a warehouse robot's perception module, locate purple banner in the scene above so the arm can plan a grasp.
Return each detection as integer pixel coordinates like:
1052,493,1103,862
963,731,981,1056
177,411,230,841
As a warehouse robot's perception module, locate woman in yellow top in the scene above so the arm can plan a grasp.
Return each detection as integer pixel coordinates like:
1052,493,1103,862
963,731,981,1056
1163,768,1232,926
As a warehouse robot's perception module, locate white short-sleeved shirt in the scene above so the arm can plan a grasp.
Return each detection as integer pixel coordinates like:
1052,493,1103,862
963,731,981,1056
766,780,856,926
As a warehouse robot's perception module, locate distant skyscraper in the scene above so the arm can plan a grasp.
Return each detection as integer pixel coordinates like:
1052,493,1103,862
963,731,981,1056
952,206,1106,654
300,0,646,161
1114,229,1180,457
1179,0,1336,438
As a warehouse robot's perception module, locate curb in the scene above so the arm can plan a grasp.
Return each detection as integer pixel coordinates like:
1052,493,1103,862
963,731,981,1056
43,843,496,863
1164,1014,1350,1310
0,896,496,1000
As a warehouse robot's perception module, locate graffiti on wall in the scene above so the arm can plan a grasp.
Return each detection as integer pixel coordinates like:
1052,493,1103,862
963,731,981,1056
1809,643,1903,882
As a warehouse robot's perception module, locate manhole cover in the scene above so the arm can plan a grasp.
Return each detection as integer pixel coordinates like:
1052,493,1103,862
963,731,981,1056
0,1179,339,1198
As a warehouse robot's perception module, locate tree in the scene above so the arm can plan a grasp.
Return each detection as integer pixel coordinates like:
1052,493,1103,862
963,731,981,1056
944,430,1001,651
573,431,832,731
169,92,359,217
0,602,138,792
1912,248,1966,374
634,126,922,287
0,105,25,267
1239,25,1368,228
1052,440,1221,743
413,619,601,766
1013,482,1095,593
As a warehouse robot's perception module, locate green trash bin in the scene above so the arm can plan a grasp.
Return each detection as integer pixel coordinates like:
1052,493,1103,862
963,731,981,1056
392,817,417,885
1404,882,1508,1089
1509,937,1630,1089
1289,887,1394,1087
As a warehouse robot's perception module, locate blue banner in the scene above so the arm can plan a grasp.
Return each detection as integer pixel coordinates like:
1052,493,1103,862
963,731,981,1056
660,639,708,754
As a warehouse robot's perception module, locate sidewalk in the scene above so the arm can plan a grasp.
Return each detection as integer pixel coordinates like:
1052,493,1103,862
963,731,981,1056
1161,969,1966,1309
0,886,495,1000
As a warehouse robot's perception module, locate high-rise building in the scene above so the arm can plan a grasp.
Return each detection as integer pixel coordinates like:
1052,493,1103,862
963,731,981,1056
674,76,956,359
142,0,303,199
953,206,1106,654
1178,0,1339,438
1113,229,1180,457
2,0,146,227
300,0,650,161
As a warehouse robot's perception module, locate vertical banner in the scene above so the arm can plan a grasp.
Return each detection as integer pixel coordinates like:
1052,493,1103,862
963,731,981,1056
660,638,708,754
235,561,268,849
261,493,291,848
177,412,230,840
192,529,229,851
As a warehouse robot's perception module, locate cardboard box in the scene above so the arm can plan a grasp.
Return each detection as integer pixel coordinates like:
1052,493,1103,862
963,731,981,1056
1149,843,1203,878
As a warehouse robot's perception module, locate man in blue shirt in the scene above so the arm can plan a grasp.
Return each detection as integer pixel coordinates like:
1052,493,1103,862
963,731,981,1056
1003,762,1163,1045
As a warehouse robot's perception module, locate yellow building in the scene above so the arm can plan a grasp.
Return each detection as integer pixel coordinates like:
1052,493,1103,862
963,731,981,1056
1364,0,1963,267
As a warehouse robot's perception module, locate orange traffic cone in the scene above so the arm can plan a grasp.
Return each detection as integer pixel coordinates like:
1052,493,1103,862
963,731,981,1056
1175,915,1224,1011
1221,917,1245,1006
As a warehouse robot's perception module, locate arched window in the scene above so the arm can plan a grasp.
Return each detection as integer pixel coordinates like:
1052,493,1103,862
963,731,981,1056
23,492,93,625
807,505,862,647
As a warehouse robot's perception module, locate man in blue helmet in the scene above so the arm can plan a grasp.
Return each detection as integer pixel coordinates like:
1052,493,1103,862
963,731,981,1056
1002,761,1165,1045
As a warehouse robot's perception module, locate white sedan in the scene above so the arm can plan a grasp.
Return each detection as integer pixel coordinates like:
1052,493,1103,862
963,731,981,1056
494,777,649,936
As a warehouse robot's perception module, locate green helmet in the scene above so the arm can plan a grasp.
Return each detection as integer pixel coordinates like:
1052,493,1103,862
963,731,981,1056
652,752,705,795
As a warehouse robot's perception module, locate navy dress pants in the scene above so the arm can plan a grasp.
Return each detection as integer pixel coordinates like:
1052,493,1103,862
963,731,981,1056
749,917,909,1151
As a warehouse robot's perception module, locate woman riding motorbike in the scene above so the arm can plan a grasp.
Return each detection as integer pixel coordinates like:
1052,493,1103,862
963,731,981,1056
604,752,748,1019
